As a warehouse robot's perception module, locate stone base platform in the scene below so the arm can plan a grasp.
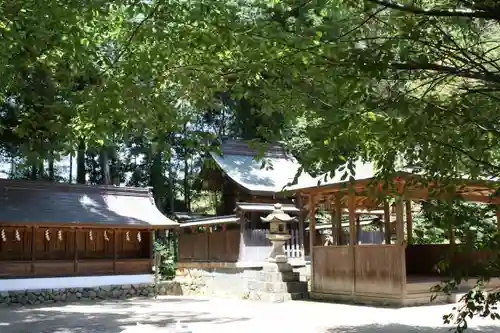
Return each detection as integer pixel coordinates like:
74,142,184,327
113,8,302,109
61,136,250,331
245,262,308,303
0,281,193,307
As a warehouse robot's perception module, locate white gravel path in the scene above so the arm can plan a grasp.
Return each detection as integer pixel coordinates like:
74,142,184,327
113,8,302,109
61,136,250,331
0,296,498,333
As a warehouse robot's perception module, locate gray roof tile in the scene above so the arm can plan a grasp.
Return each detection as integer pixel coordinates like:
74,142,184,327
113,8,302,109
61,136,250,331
0,180,178,228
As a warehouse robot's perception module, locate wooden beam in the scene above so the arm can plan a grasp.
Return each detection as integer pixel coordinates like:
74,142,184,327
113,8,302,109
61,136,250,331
335,194,343,245
405,201,413,245
383,200,391,244
395,199,405,245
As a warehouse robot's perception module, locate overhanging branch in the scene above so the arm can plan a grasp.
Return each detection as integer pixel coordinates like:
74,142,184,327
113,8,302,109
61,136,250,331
367,0,500,20
391,62,500,84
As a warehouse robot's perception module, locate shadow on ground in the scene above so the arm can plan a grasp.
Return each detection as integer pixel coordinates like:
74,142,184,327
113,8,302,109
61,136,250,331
324,323,498,333
0,297,249,333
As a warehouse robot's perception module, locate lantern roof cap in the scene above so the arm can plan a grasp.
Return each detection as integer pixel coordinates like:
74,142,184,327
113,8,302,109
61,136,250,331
260,203,297,223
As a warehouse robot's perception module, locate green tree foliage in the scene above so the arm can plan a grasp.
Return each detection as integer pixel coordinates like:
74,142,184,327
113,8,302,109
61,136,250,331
2,0,500,328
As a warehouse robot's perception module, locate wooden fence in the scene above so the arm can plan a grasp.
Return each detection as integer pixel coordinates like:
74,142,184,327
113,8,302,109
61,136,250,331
178,229,240,262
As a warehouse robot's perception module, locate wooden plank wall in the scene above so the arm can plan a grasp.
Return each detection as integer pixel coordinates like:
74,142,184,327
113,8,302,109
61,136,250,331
406,244,496,276
312,245,405,298
313,246,353,294
354,245,405,295
179,229,240,262
0,226,152,278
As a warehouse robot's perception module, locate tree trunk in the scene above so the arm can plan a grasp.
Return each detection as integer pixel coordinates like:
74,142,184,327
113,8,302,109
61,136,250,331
183,124,190,211
76,138,86,184
184,155,190,211
109,146,121,186
69,151,73,183
38,159,44,179
10,156,15,177
30,161,37,180
150,149,164,208
99,148,111,185
167,136,175,215
48,152,55,181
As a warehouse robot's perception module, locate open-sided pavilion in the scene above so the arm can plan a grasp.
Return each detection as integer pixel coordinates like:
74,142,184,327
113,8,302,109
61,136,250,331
292,171,500,306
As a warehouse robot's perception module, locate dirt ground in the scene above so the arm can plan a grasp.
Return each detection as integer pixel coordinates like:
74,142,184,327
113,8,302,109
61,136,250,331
0,296,498,333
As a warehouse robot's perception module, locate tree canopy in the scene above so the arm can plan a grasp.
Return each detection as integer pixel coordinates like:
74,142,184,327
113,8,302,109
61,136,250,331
2,0,500,329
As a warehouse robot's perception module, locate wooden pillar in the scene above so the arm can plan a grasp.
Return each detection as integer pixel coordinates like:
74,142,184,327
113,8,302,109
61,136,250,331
356,216,361,244
335,194,342,245
405,201,413,244
238,213,246,262
383,200,391,244
222,224,228,261
395,199,405,244
348,193,356,246
74,228,79,274
297,195,306,259
113,229,118,273
309,194,317,290
31,226,36,276
347,193,356,297
330,210,336,245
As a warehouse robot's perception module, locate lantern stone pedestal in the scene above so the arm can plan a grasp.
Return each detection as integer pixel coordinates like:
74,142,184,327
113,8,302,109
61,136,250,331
245,230,308,303
245,261,308,302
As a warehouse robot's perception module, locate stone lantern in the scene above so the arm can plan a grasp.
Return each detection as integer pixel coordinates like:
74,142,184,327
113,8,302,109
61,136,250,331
261,203,297,263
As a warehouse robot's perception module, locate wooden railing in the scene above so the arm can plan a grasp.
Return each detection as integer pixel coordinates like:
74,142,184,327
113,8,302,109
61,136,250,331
178,229,240,262
285,229,303,258
0,259,151,278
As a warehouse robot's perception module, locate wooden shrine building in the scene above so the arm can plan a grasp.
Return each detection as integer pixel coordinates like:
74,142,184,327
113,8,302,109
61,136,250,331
178,202,302,266
187,139,316,265
291,169,500,306
0,179,178,291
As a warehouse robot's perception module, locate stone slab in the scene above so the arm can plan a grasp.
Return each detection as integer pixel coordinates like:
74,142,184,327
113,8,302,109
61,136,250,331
261,262,293,273
246,290,305,303
255,271,300,283
247,280,308,294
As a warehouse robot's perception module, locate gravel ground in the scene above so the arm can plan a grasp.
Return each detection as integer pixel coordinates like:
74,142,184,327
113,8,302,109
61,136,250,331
0,296,498,333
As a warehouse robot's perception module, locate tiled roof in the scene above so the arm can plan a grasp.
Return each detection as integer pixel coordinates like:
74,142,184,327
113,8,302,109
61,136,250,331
0,180,178,228
209,140,316,194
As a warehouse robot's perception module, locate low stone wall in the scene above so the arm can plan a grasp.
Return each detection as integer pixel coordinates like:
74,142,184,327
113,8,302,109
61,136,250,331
176,267,259,298
176,264,310,299
0,280,202,307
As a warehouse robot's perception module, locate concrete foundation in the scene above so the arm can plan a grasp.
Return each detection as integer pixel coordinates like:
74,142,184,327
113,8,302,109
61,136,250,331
177,261,309,299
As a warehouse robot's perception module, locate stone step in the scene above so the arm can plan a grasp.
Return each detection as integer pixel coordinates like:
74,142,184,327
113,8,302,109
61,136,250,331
247,280,308,294
255,271,300,283
291,292,306,300
261,262,293,273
